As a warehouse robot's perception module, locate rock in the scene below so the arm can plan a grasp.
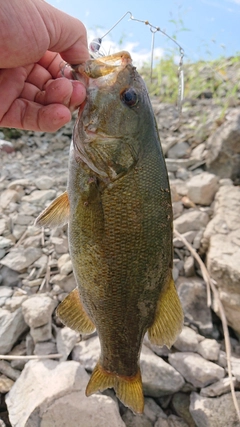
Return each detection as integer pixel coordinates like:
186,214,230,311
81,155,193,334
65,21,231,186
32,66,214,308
172,392,196,427
51,273,76,293
0,307,28,354
6,360,125,427
206,108,240,181
190,391,240,427
186,172,219,205
183,256,195,277
4,295,28,312
173,231,197,248
230,356,240,381
144,397,166,423
51,236,69,254
0,140,14,154
141,345,185,397
0,375,14,393
167,142,190,159
154,414,189,427
173,326,200,352
22,189,56,205
0,189,19,209
177,277,213,334
174,210,209,234
203,185,240,334
0,360,21,381
22,294,57,328
57,253,73,276
30,322,52,343
168,352,225,388
200,377,238,397
35,176,54,190
122,409,153,427
34,341,57,356
0,237,12,249
0,247,42,272
56,326,79,361
0,287,13,307
197,338,220,361
72,335,99,371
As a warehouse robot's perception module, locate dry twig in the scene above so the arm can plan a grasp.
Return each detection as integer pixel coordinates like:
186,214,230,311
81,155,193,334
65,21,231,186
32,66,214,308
174,229,240,421
0,354,62,360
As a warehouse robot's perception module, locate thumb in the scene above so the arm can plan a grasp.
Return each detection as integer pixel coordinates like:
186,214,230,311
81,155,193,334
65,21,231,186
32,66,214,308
38,0,90,64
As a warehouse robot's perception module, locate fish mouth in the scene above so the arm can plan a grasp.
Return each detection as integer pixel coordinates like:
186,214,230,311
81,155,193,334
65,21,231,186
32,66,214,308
72,51,132,80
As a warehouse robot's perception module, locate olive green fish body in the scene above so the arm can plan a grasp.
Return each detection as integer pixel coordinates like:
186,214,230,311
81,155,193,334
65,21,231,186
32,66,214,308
36,52,183,413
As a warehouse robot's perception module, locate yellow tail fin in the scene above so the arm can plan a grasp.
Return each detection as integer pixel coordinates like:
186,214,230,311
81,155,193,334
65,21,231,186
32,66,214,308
86,362,144,414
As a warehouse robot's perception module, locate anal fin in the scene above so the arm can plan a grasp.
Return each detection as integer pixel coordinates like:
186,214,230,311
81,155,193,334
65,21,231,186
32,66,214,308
35,191,69,228
148,273,183,348
86,362,144,414
56,288,96,334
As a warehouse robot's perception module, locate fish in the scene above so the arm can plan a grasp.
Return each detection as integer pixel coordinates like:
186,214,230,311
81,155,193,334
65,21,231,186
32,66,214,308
36,51,183,414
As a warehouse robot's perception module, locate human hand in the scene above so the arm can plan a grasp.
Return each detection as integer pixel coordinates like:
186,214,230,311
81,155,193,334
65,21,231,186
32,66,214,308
0,0,90,132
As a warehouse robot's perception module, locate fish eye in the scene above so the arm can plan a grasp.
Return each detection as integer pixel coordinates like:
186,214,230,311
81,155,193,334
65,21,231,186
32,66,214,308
121,88,138,107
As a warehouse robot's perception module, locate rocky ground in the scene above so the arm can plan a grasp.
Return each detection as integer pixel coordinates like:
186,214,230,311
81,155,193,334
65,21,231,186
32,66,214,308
0,59,240,426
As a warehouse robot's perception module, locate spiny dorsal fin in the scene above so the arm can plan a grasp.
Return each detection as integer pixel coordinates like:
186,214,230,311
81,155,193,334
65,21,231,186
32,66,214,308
56,288,96,334
148,274,183,349
86,362,144,414
35,191,69,228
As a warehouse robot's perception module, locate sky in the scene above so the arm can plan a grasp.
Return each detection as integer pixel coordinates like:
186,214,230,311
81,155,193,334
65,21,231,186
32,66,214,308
47,0,240,65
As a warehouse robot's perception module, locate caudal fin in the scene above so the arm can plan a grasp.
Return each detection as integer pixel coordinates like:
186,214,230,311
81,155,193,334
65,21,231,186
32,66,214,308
86,362,144,414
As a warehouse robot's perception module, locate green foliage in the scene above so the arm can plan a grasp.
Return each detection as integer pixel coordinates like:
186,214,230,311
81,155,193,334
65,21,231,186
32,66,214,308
140,55,240,107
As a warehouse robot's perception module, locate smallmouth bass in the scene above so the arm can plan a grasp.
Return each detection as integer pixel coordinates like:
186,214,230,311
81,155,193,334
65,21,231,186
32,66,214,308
36,51,183,414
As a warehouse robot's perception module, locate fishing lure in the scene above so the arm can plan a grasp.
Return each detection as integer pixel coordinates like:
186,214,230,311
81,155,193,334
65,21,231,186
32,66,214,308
88,11,185,115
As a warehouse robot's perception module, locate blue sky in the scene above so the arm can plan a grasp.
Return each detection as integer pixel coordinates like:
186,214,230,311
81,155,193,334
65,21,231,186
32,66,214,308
47,0,240,64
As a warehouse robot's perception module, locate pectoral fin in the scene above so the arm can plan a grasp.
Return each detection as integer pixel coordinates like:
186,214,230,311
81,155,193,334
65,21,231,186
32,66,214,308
148,274,183,348
86,362,144,414
56,288,96,334
35,191,69,228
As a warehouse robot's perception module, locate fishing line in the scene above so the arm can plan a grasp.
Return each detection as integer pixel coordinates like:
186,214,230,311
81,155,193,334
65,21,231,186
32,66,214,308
88,11,185,115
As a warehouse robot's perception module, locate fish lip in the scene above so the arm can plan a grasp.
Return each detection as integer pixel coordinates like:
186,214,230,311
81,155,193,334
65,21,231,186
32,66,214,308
72,51,132,80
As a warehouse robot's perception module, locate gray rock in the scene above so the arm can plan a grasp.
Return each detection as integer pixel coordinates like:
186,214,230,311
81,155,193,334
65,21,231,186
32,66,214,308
190,391,240,427
51,273,76,293
30,322,52,343
35,176,54,190
0,189,20,209
0,375,14,393
0,360,21,381
6,360,124,427
144,397,166,423
122,409,153,427
168,352,225,388
174,210,209,234
230,356,240,381
177,277,213,334
197,338,220,361
167,142,190,159
183,256,195,277
141,345,185,397
0,287,13,307
173,326,199,352
203,185,240,334
51,236,69,254
71,335,99,371
22,294,57,328
187,172,219,206
200,377,238,397
22,189,56,206
0,247,42,272
0,237,12,249
206,108,240,181
171,392,196,427
34,341,57,356
0,307,28,354
4,295,28,312
56,326,79,361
